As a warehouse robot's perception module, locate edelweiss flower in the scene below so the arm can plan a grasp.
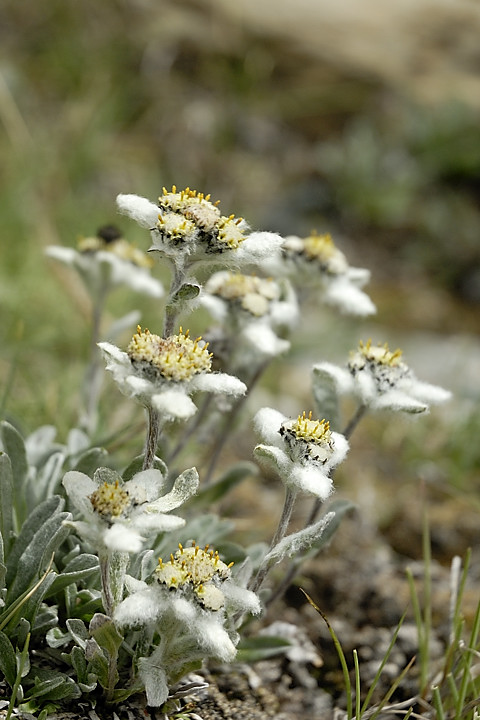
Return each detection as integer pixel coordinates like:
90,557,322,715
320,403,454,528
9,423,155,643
114,540,260,707
62,466,198,553
116,189,283,268
254,408,349,499
260,230,375,316
314,339,451,413
45,225,164,298
98,326,246,421
201,271,298,361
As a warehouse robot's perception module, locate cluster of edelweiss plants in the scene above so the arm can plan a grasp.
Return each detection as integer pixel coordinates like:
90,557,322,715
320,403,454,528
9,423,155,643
0,186,451,719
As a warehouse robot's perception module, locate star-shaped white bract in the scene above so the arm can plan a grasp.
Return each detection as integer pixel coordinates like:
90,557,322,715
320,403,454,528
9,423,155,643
314,340,452,413
254,408,349,499
45,233,164,299
259,231,376,317
200,271,298,363
116,191,284,270
98,327,246,422
114,542,260,707
62,466,198,553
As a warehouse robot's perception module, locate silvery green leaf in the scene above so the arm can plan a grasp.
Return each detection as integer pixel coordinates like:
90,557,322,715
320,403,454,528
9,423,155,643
73,447,109,477
0,453,13,558
89,613,123,658
46,626,72,649
85,637,110,689
45,554,99,598
0,421,28,487
67,428,90,457
23,673,81,702
93,467,121,485
66,618,89,649
264,513,336,568
32,606,58,634
312,365,341,431
34,450,65,506
7,573,56,637
15,618,31,651
171,282,201,304
0,630,16,686
195,461,258,508
236,635,292,663
138,655,169,707
147,467,199,513
6,507,70,603
6,496,65,588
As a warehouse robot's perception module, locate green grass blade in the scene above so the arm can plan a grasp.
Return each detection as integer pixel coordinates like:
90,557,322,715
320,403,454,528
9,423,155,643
300,589,353,720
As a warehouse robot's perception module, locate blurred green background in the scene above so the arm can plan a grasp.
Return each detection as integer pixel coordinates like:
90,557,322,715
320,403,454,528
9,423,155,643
1,0,479,466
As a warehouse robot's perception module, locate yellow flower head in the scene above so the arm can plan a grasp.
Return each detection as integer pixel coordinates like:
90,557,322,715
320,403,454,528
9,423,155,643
89,480,130,519
280,411,334,464
127,326,212,382
155,541,233,610
355,339,403,367
159,186,221,232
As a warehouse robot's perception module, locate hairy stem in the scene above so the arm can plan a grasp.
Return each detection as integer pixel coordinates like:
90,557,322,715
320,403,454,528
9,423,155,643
267,403,368,606
163,260,187,338
143,405,160,470
249,486,297,594
99,551,114,617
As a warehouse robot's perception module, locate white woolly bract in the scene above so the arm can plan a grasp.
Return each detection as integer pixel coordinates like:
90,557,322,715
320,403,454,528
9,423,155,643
253,407,286,446
289,465,333,500
116,194,160,229
312,363,354,395
198,618,237,662
103,524,144,552
223,582,261,615
152,389,197,420
138,654,169,707
147,466,199,512
264,512,335,565
191,372,247,396
242,324,290,357
114,588,160,627
324,276,377,316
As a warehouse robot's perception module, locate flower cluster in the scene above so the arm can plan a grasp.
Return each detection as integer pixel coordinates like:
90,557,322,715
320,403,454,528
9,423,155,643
261,230,375,316
45,225,163,298
99,325,246,421
201,271,298,369
314,339,451,413
114,541,260,707
116,189,284,269
155,542,234,611
62,466,198,553
254,408,349,499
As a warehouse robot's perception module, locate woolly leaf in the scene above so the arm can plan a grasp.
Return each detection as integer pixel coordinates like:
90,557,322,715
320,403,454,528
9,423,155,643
45,554,99,598
236,635,292,663
0,453,13,559
0,630,16,687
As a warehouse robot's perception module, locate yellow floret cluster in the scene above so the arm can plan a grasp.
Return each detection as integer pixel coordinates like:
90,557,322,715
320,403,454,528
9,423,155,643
212,273,279,316
155,542,233,610
284,231,348,275
77,235,153,268
353,339,403,368
156,186,246,252
290,411,332,445
127,326,212,382
89,480,131,519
